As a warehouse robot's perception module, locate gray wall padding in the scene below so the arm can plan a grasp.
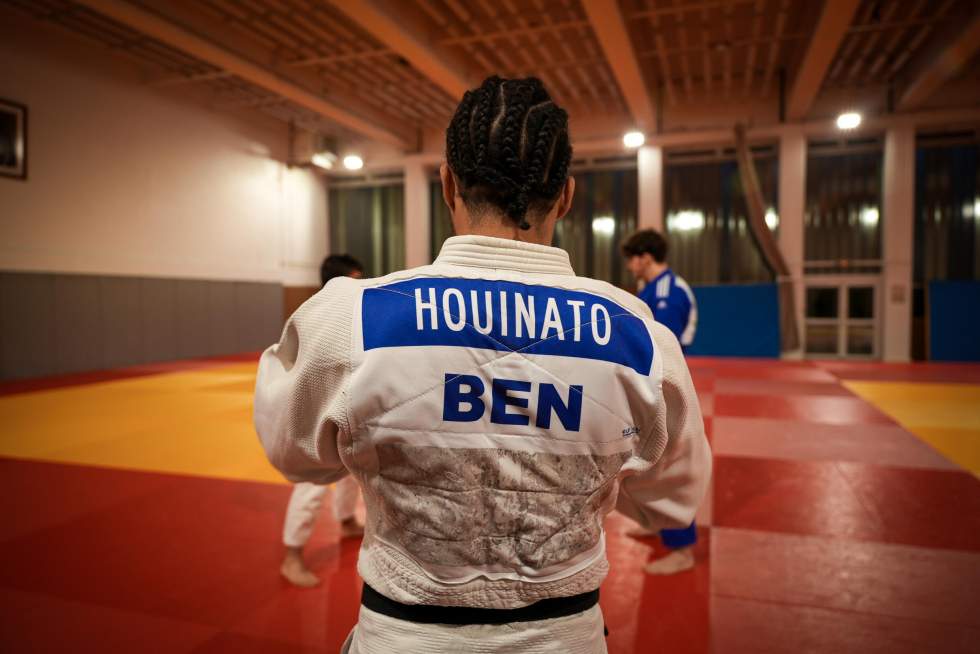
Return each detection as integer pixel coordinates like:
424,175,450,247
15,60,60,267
0,271,283,381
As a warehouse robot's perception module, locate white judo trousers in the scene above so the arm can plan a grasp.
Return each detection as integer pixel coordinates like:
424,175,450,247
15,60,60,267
340,605,607,654
282,476,359,547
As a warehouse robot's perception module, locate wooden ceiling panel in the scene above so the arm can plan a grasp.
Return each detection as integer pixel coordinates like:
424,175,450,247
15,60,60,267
624,0,816,102
822,0,974,90
5,0,979,150
427,0,629,119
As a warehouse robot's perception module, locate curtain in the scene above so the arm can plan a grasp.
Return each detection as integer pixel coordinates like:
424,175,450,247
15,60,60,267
329,185,405,278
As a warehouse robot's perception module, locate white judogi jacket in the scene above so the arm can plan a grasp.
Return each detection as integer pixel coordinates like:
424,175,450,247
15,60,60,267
255,235,711,613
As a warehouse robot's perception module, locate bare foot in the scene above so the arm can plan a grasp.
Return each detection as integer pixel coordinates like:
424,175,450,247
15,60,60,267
644,548,696,575
280,548,320,588
626,525,657,538
340,517,364,539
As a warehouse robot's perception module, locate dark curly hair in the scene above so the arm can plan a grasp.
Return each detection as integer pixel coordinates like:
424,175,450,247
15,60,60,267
445,76,573,230
320,254,363,287
621,229,669,263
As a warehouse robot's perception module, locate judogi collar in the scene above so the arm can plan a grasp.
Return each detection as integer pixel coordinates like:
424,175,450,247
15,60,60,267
435,235,576,276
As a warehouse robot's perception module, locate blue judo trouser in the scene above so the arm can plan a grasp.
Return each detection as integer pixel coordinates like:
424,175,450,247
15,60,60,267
660,522,697,548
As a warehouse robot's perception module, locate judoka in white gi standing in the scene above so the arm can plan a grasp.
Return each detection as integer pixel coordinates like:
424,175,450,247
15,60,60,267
255,76,711,653
623,229,701,575
279,254,366,588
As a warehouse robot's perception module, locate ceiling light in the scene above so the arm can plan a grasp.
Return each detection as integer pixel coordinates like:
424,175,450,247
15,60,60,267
836,112,862,130
623,131,645,148
592,216,615,235
765,208,779,230
343,154,364,171
963,197,980,219
311,152,336,170
667,210,705,232
859,205,879,227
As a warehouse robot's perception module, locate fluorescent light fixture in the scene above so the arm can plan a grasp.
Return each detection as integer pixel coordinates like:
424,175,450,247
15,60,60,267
964,197,980,219
765,208,779,230
311,152,336,170
859,205,879,227
343,154,364,171
836,112,862,130
623,131,645,148
667,210,705,232
592,216,616,235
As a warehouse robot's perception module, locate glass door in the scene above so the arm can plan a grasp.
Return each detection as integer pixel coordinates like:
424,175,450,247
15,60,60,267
804,277,880,359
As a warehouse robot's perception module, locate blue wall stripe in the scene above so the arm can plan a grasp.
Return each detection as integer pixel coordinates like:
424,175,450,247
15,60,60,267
929,280,980,362
685,283,781,358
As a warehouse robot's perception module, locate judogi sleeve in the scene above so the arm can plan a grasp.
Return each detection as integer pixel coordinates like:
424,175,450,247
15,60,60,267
615,324,711,530
653,286,691,342
253,279,354,485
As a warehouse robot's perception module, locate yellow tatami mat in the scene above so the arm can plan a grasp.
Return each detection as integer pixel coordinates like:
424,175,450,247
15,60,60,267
845,381,980,476
0,363,285,485
5,364,977,483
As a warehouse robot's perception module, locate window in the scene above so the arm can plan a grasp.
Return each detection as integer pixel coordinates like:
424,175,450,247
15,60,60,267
805,143,883,273
914,142,980,283
804,283,878,358
431,168,638,288
430,179,453,259
329,184,405,278
912,137,979,360
553,168,637,288
663,153,777,285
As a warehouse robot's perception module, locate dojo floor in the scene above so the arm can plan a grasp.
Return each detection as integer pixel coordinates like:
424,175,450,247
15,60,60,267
1,356,979,653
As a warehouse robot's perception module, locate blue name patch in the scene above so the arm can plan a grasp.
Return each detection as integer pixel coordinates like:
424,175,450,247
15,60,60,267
361,278,654,375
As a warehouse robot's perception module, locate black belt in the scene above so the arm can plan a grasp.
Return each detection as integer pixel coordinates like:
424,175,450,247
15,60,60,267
360,583,600,626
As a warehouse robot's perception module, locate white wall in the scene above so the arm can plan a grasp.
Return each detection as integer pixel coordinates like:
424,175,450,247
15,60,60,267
881,125,915,362
403,155,431,268
778,130,806,359
637,145,664,232
0,14,326,286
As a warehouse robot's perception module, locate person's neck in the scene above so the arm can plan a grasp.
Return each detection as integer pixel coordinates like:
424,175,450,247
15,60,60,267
454,213,554,246
644,261,669,284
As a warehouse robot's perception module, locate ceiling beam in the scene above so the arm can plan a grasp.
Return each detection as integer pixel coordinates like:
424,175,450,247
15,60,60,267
786,0,861,120
74,0,411,148
582,0,657,130
355,106,980,171
325,0,475,101
898,11,980,110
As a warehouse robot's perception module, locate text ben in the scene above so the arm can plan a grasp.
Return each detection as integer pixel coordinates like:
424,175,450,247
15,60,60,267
442,373,583,432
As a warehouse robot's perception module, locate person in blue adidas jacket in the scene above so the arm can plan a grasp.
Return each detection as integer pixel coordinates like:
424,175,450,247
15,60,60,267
622,228,700,575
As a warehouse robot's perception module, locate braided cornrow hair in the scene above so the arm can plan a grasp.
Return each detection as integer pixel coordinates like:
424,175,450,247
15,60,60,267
446,76,572,231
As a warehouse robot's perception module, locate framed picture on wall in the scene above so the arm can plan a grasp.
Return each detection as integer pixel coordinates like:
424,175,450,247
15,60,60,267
0,98,27,180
